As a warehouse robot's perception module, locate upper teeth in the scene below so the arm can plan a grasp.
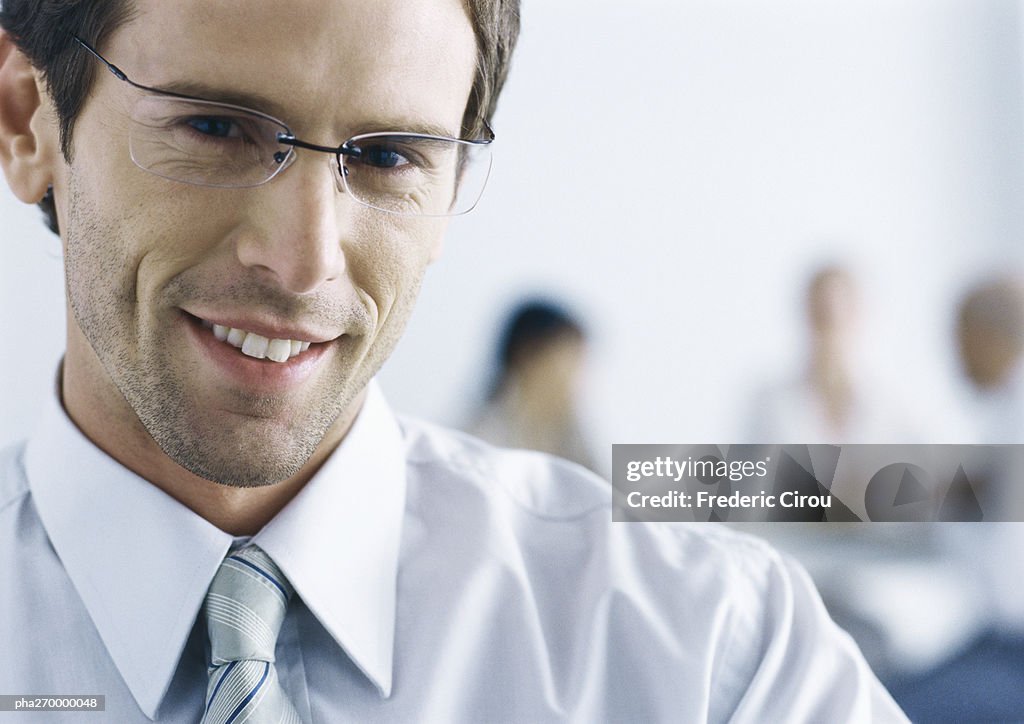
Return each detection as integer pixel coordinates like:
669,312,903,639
208,322,312,362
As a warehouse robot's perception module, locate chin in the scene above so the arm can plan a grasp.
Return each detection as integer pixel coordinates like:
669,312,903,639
153,419,322,487
179,448,312,488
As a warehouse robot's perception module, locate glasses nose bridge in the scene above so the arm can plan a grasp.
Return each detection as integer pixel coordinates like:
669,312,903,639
275,134,356,192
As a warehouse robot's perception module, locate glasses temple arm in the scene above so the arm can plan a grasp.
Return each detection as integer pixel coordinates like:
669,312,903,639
71,35,131,83
482,118,495,142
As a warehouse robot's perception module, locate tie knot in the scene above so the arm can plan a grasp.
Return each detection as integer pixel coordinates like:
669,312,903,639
204,546,293,665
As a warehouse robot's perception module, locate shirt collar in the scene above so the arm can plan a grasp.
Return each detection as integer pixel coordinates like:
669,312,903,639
26,379,405,719
254,381,405,699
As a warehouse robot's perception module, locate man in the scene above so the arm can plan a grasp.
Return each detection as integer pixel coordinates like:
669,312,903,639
0,1,906,721
748,263,927,443
886,277,1024,721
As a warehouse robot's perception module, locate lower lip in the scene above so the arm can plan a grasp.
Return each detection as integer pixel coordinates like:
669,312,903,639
181,313,331,392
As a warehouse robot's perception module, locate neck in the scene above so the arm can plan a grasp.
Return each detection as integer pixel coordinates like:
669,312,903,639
60,357,360,537
805,340,855,430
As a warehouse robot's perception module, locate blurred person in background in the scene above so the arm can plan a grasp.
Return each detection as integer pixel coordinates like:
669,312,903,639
467,298,599,472
749,263,925,443
886,276,1024,722
956,275,1024,441
741,262,974,716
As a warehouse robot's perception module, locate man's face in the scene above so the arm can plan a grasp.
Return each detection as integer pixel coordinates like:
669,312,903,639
53,0,477,485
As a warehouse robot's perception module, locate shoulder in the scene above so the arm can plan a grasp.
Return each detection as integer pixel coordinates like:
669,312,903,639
393,419,905,720
398,415,609,520
393,419,906,721
397,415,791,603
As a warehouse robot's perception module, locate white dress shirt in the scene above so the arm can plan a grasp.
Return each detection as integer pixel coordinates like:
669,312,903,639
746,372,931,445
0,381,907,722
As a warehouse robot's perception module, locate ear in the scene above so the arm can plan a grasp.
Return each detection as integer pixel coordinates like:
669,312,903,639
0,31,59,204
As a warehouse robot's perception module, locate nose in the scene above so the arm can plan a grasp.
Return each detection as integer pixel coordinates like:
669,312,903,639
235,153,348,294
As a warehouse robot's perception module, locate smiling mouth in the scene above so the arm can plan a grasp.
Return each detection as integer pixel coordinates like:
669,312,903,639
197,317,314,363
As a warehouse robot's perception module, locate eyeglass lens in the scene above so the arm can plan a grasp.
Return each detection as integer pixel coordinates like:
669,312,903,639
128,95,491,216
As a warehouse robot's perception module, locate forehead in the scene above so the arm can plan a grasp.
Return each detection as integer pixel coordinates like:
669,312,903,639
107,0,478,134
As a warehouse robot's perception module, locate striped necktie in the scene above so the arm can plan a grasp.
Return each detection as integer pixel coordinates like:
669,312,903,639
201,546,302,724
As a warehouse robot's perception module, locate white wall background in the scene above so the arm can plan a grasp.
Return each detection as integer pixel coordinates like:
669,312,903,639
3,0,1024,457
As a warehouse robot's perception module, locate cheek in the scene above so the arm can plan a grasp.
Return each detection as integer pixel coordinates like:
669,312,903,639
63,175,137,305
347,214,445,323
62,182,144,360
116,191,240,301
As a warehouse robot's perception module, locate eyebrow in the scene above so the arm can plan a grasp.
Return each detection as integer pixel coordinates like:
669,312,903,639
354,120,463,139
150,80,463,139
151,80,292,122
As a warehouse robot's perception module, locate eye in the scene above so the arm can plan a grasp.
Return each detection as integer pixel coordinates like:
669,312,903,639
185,117,240,138
360,144,409,169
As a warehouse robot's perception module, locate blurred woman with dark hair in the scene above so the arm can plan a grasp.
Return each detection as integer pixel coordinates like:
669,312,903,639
467,299,598,472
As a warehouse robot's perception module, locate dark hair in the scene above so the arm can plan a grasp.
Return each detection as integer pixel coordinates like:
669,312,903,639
490,299,585,397
0,0,520,234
